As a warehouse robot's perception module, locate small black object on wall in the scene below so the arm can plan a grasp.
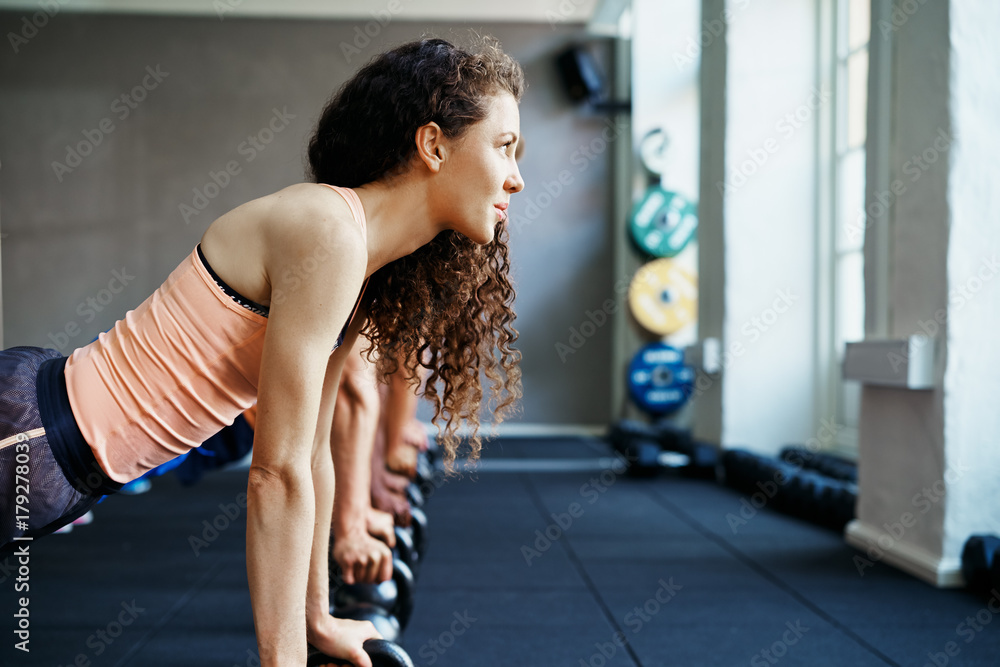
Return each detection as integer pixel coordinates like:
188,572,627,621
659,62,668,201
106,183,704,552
555,44,631,113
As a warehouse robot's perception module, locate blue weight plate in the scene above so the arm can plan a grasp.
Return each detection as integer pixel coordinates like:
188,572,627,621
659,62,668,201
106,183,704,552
627,342,695,415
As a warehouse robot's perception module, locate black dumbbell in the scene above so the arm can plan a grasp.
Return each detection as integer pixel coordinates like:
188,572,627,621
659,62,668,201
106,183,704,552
408,506,428,561
680,441,719,480
415,450,435,488
424,439,439,467
990,543,1000,594
332,604,401,645
606,420,662,477
962,534,1000,596
332,557,415,641
405,482,425,509
779,445,858,482
307,638,415,667
721,448,760,493
329,588,400,641
391,509,427,578
392,525,418,575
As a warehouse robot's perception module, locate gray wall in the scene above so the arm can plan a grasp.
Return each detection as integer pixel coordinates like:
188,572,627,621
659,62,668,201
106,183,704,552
0,13,616,427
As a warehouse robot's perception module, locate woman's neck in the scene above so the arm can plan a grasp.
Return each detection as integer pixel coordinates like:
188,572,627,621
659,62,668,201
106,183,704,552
353,176,444,278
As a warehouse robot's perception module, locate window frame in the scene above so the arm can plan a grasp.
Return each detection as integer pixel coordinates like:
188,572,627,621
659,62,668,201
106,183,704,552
817,0,874,457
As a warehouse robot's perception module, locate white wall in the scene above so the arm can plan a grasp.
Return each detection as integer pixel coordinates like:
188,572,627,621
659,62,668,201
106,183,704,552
631,0,700,210
852,0,951,579
721,0,821,453
942,0,1000,562
848,0,1000,587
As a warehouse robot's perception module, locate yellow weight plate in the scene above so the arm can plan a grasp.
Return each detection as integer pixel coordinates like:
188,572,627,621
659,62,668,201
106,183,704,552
628,258,697,336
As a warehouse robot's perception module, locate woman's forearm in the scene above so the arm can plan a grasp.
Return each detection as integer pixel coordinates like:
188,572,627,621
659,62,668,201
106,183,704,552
246,464,315,667
307,446,335,626
332,376,379,539
381,369,418,455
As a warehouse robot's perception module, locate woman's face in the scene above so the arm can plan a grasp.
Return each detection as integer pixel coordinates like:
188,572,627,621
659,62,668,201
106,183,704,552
437,92,524,244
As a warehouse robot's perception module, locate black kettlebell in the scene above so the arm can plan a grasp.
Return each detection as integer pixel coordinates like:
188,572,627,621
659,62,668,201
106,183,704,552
332,557,415,632
306,638,415,667
405,482,425,509
415,451,435,488
392,525,418,575
332,603,400,644
407,506,428,561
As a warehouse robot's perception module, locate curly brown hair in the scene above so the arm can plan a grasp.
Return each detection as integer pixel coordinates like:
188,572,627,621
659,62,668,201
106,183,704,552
306,35,525,467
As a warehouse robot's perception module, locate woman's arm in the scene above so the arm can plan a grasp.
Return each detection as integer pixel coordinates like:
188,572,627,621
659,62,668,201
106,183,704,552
245,189,367,667
329,333,394,586
303,325,381,667
305,350,343,629
381,358,426,476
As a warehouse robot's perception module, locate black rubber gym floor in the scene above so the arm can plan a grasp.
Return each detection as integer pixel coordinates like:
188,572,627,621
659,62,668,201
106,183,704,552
2,437,998,666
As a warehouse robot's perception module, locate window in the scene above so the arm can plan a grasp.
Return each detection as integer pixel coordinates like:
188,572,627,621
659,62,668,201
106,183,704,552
830,0,870,453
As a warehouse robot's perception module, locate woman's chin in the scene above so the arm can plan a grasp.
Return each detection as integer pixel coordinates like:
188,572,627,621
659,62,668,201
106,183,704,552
468,225,496,245
450,218,499,245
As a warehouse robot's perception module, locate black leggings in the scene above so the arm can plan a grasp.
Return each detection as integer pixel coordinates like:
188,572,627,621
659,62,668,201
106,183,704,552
0,347,120,558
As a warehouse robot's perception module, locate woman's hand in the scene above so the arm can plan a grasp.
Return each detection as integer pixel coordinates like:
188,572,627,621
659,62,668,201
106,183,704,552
366,507,396,547
332,527,393,585
384,419,427,478
403,419,429,452
307,616,382,667
370,465,412,527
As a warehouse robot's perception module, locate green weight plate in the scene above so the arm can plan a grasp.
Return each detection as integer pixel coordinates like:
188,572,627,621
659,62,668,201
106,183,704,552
629,185,698,258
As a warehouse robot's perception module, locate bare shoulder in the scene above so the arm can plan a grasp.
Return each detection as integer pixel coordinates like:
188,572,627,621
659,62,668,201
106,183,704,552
259,183,367,273
261,183,362,242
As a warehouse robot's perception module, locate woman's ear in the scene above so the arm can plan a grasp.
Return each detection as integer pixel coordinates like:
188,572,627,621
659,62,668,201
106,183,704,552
415,122,446,173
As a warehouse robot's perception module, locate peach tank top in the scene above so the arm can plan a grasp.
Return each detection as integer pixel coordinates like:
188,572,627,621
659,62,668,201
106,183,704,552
64,185,367,483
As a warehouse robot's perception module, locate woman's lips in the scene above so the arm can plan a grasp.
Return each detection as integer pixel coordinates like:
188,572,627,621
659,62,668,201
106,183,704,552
495,203,508,221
